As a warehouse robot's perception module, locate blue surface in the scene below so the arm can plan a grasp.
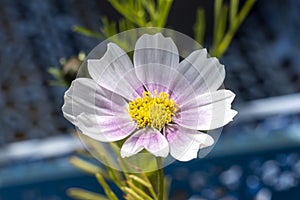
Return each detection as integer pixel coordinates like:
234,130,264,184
1,147,300,199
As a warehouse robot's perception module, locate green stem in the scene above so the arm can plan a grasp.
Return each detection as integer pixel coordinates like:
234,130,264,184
214,0,256,58
156,158,164,200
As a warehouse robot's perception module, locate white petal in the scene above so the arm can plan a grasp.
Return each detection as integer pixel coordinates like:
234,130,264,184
121,128,169,158
175,49,225,101
134,63,199,107
88,43,143,101
134,33,201,102
134,63,177,94
76,113,136,142
174,90,238,130
134,33,179,68
62,78,128,124
165,125,214,162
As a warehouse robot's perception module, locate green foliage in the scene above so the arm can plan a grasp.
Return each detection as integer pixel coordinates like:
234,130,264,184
107,0,172,28
50,0,256,87
193,8,206,46
69,156,106,175
69,152,167,200
67,188,109,200
73,0,173,41
208,0,257,57
72,26,103,39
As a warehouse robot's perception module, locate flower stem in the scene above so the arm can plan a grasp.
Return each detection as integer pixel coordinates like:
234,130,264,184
215,0,256,58
156,157,164,200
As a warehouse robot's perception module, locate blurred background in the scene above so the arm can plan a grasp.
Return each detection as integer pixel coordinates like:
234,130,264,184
1,0,300,199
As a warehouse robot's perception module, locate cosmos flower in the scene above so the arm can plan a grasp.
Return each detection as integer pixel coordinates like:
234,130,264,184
62,33,237,162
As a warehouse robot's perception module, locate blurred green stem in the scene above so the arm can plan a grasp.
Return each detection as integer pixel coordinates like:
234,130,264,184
156,158,164,200
212,0,256,57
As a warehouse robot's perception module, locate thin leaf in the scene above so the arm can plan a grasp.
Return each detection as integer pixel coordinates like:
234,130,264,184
216,4,228,44
69,156,106,176
156,0,173,27
72,26,102,39
48,67,62,78
122,187,144,200
236,0,256,24
124,194,133,200
101,154,125,188
230,0,239,27
129,174,157,199
135,0,143,11
129,175,152,188
108,0,146,27
127,181,153,200
213,0,223,45
101,17,118,37
96,173,119,200
193,8,206,45
142,0,157,22
67,188,108,200
48,80,68,87
106,167,125,188
215,0,256,57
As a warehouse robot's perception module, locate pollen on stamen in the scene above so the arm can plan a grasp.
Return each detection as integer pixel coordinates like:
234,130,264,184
128,90,178,131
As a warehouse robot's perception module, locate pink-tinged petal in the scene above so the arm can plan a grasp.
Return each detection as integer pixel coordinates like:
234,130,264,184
133,33,180,94
76,113,136,142
168,70,199,105
134,63,198,105
165,125,214,161
62,78,128,124
88,43,143,101
121,128,169,158
134,63,177,94
174,90,238,130
134,33,179,68
173,49,225,104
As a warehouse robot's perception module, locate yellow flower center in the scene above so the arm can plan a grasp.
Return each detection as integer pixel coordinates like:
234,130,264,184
128,90,178,131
